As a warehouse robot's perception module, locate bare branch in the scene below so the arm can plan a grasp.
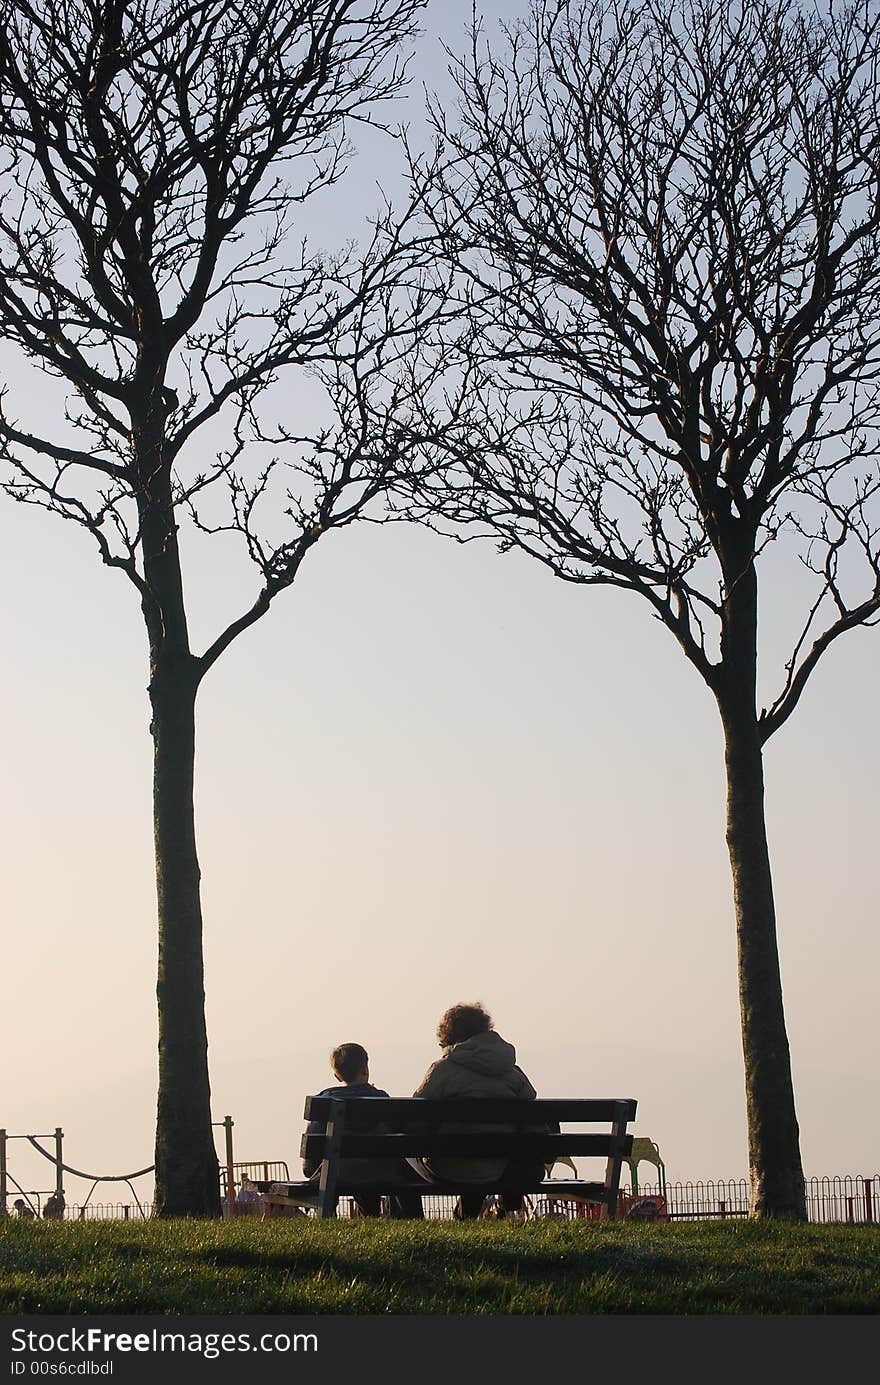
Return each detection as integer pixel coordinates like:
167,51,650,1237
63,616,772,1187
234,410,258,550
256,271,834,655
0,0,431,674
401,0,880,716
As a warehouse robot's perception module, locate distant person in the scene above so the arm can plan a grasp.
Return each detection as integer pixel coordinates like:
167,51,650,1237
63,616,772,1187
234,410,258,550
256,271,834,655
302,1042,422,1218
234,1176,263,1217
410,1002,545,1218
43,1191,65,1220
13,1198,36,1219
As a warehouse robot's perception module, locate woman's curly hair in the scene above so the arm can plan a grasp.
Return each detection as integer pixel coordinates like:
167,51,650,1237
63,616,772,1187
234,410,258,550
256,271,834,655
437,1002,493,1048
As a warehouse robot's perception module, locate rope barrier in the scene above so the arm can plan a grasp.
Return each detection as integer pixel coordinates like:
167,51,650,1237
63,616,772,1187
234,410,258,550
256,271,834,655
76,1178,149,1220
26,1136,154,1183
6,1125,227,1220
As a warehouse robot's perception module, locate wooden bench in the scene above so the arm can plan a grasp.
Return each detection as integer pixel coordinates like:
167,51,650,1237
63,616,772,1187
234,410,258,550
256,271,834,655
256,1096,636,1220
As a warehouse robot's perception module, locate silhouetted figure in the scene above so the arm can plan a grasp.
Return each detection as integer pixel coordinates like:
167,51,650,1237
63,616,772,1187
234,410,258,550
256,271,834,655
13,1198,36,1220
235,1176,263,1216
410,1002,545,1218
303,1042,423,1218
43,1192,65,1220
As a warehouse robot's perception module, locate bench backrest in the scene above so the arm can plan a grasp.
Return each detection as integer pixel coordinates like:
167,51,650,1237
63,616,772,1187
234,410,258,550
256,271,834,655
304,1097,636,1128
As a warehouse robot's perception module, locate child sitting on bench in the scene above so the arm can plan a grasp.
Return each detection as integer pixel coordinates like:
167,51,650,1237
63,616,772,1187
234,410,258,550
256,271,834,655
302,1042,423,1218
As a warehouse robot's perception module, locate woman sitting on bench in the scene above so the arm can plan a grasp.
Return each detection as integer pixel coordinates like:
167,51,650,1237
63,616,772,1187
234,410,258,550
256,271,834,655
409,1002,546,1218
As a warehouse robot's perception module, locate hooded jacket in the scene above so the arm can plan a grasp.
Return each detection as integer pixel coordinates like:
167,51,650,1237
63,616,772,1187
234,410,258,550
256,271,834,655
412,1030,537,1182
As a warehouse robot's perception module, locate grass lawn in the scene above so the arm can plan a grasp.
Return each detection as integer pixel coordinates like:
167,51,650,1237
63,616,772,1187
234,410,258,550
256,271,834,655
1,1219,878,1314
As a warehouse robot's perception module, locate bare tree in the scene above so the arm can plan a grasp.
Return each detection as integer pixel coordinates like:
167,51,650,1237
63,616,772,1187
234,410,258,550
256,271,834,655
406,0,880,1216
0,0,428,1216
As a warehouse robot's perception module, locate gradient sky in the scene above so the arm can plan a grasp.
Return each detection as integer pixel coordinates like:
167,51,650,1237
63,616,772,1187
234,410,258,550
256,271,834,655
2,0,878,1209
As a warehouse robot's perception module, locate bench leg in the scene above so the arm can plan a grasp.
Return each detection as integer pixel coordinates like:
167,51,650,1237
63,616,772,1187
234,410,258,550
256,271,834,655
316,1105,345,1219
603,1102,631,1219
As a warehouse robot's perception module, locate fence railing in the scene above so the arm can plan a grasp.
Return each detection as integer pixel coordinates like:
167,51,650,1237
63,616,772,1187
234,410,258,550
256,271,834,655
529,1173,880,1224
67,1203,150,1221
229,1160,291,1188
803,1174,877,1225
28,1173,879,1223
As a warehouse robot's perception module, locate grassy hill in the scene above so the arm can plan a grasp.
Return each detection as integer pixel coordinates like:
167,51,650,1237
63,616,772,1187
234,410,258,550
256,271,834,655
1,1219,878,1314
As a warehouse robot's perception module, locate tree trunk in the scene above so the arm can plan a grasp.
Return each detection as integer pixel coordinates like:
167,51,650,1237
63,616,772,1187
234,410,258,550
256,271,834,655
717,556,806,1219
150,665,220,1216
135,408,219,1217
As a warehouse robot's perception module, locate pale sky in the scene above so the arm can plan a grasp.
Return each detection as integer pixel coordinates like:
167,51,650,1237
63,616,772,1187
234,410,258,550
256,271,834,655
2,1,878,1209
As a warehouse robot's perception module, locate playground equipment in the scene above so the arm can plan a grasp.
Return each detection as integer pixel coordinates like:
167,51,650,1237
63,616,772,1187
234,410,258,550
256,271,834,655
617,1136,668,1219
216,1116,236,1217
0,1129,64,1218
0,1116,240,1219
538,1134,668,1221
626,1137,667,1199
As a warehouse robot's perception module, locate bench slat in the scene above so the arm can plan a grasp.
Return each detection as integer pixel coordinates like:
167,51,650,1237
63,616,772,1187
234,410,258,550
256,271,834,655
300,1132,633,1159
303,1097,637,1127
256,1179,611,1201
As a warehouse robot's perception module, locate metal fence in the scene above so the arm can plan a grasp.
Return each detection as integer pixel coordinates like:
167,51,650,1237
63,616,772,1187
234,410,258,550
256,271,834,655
526,1173,880,1224
33,1173,879,1223
804,1174,877,1225
226,1161,291,1191
66,1203,150,1221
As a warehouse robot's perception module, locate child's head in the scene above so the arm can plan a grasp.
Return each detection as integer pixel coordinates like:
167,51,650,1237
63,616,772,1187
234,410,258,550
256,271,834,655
330,1042,369,1084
